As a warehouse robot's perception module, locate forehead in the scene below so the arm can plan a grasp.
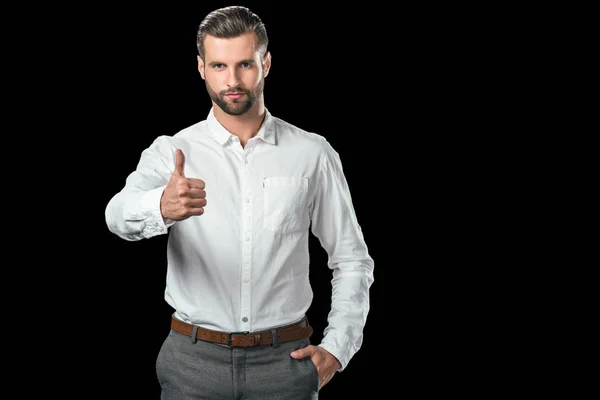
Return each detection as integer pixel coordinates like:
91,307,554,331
204,33,260,62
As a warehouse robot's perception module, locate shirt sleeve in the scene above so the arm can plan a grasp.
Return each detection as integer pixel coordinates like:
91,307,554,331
105,136,177,241
309,139,375,372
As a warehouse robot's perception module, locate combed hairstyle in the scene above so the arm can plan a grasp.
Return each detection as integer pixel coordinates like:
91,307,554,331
196,6,269,61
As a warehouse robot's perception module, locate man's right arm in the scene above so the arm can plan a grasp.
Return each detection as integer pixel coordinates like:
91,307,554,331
105,137,175,241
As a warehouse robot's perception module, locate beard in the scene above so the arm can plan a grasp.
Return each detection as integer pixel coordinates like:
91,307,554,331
205,78,264,116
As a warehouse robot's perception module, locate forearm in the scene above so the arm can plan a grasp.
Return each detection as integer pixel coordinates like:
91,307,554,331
319,258,374,371
105,186,171,241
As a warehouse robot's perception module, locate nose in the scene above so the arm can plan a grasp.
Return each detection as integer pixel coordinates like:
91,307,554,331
227,70,241,89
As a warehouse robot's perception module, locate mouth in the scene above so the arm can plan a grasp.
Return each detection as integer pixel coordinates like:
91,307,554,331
225,92,245,98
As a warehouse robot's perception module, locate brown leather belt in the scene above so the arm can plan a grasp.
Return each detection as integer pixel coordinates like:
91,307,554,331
171,316,313,347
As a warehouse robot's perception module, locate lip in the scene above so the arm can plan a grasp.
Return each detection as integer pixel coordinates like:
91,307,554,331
225,93,245,98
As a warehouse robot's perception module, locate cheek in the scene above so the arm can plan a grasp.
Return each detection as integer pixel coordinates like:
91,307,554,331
205,75,221,89
246,71,262,86
204,79,220,94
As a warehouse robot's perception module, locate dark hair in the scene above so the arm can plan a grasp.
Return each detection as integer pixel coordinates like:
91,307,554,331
196,6,268,61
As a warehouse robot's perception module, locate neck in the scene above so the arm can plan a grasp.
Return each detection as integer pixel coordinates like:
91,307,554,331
213,99,266,148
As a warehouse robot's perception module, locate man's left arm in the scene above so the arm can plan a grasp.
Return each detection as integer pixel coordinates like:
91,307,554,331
303,139,375,373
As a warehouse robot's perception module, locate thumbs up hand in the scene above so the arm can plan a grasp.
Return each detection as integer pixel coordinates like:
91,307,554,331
160,149,207,221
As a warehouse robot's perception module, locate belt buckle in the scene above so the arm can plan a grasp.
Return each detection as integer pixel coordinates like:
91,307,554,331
228,331,249,346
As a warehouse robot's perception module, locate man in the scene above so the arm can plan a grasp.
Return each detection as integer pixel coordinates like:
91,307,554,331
105,5,374,399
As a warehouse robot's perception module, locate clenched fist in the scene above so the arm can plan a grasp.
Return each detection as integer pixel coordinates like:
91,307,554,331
160,149,207,221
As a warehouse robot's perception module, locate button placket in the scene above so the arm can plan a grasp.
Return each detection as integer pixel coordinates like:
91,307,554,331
239,154,252,330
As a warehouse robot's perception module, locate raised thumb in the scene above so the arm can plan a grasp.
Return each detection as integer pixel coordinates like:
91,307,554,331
174,149,185,176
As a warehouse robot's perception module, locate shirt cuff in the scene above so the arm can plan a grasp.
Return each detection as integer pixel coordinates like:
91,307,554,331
319,330,356,372
139,186,171,238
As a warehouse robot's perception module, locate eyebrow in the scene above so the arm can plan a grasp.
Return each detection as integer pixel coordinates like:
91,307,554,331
207,59,256,67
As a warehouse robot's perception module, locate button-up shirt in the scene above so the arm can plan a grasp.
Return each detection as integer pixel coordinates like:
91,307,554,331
105,108,374,370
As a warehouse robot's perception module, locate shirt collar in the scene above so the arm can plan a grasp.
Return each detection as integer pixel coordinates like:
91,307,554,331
206,107,276,146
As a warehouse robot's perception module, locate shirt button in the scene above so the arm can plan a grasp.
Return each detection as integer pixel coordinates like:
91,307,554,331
245,236,250,242
242,317,248,322
243,277,249,283
245,197,250,203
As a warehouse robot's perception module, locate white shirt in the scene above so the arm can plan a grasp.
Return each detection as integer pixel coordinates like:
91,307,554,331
105,108,374,370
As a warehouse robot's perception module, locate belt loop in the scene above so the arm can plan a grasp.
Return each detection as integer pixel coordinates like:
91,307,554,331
270,329,278,348
191,326,198,344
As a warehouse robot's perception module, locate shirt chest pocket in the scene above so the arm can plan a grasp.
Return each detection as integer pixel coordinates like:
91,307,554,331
263,176,309,234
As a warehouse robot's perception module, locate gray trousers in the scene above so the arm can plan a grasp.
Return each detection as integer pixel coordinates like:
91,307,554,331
156,329,319,399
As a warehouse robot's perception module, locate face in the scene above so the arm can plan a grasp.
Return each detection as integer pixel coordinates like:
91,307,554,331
198,32,271,116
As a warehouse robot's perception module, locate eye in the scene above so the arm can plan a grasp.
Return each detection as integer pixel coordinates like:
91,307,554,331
212,63,225,69
241,62,251,68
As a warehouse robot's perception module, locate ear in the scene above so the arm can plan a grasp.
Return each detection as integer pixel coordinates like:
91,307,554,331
197,55,206,80
263,51,272,78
